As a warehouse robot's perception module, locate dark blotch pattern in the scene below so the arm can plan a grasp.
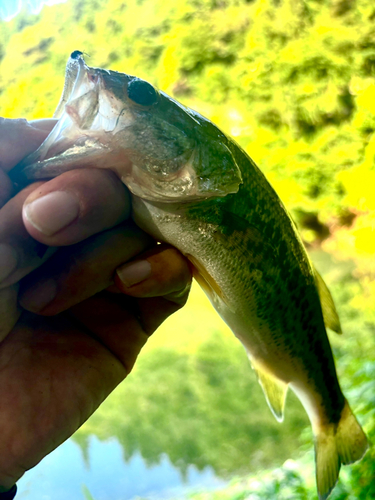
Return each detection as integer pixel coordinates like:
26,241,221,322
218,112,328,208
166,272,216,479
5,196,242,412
185,141,346,425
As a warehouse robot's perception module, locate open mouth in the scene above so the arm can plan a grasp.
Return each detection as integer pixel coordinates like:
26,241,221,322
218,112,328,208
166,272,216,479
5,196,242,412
9,54,125,185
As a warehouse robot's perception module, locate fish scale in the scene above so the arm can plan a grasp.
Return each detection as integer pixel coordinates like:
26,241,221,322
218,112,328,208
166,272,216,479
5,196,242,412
13,52,369,500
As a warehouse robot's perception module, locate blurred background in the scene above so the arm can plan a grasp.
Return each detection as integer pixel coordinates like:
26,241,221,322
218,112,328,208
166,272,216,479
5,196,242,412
0,0,375,499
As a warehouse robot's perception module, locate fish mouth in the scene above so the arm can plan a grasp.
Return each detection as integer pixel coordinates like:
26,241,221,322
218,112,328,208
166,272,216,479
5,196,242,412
10,52,132,185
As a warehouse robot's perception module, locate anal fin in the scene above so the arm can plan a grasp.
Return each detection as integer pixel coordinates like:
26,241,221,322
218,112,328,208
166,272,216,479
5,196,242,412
252,362,288,422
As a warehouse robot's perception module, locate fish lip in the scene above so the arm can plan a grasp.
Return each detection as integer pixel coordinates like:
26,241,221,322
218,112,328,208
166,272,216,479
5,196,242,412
70,50,84,60
11,56,115,183
73,54,89,88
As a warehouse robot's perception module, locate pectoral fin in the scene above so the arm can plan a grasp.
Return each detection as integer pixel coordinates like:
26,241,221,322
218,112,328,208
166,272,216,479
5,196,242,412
252,361,289,422
187,254,229,307
313,268,342,334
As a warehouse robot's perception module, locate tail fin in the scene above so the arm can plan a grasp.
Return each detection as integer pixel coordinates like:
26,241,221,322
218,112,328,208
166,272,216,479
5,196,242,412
314,400,369,500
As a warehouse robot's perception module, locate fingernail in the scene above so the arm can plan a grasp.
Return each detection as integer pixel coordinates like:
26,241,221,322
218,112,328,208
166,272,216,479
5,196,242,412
24,191,80,236
0,244,18,283
20,279,57,312
117,260,152,288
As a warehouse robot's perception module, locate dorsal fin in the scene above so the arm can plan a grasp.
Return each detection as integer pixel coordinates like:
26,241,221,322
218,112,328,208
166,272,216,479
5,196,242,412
251,361,288,422
313,268,342,334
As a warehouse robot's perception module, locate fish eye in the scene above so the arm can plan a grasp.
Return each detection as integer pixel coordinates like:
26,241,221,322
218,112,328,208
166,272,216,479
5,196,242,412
127,78,158,106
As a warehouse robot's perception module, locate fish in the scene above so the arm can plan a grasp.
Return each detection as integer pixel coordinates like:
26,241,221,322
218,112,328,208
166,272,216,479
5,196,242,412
11,51,369,500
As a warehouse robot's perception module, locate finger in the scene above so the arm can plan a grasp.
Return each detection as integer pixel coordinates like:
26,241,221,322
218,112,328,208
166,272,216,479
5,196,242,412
29,119,58,131
22,168,130,246
0,285,20,342
0,169,14,209
19,223,154,315
136,295,189,336
0,182,56,290
69,288,188,372
115,244,192,305
0,118,56,172
69,292,150,374
0,119,56,208
0,168,130,289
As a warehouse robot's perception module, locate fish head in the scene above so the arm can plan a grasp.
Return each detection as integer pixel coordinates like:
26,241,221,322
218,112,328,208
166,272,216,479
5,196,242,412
15,52,242,203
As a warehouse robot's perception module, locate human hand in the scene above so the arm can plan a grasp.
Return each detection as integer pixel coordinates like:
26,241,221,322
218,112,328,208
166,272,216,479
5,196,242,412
0,118,191,490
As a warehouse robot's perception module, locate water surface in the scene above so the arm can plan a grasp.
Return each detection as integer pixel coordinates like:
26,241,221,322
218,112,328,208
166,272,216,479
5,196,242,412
17,436,224,500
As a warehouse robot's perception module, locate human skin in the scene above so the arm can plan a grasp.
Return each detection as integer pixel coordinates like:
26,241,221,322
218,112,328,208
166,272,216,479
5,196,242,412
0,118,191,490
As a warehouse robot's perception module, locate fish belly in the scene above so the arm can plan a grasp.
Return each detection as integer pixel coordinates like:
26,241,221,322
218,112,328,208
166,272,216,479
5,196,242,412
132,195,338,407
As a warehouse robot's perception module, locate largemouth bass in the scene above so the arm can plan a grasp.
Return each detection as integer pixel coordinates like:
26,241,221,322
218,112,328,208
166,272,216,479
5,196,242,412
12,52,368,500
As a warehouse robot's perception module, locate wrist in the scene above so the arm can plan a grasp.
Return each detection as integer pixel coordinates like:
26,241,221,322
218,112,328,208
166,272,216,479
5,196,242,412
0,485,17,499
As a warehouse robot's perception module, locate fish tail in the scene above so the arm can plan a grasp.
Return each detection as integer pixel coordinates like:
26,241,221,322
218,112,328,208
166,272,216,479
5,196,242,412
336,400,369,465
314,399,369,500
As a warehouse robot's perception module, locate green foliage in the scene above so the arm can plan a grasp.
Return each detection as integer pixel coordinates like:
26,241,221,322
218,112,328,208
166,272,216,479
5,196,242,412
75,329,307,477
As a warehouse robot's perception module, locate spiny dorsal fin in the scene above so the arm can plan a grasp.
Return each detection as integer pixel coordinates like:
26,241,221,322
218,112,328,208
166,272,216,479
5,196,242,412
314,268,342,334
252,362,288,422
